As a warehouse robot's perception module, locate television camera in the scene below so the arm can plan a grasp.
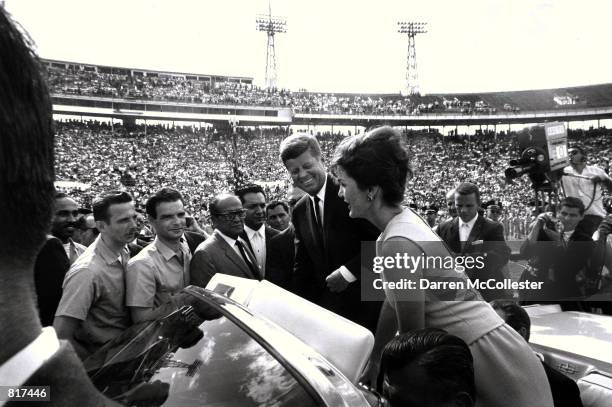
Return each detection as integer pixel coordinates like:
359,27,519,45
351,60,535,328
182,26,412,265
504,122,590,214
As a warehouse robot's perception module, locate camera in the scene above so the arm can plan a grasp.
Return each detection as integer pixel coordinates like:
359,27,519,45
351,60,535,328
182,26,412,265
505,122,570,191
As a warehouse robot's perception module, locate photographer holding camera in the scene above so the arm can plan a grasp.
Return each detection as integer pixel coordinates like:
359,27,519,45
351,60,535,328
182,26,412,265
519,197,595,304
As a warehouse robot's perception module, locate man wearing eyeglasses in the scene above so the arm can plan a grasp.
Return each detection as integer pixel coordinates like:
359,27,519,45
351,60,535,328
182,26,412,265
190,194,261,288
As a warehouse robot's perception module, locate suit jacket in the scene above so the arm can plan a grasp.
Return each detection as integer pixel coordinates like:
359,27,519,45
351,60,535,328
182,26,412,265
184,230,208,254
292,174,381,331
436,215,511,301
266,224,295,291
34,236,71,327
7,341,121,406
190,230,261,288
520,223,594,300
239,225,279,276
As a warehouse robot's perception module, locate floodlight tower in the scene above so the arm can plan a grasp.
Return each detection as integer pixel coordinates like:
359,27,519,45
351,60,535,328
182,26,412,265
256,1,287,89
397,21,427,95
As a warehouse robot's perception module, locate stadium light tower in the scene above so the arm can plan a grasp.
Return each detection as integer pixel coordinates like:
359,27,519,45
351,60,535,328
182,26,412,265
397,21,427,95
256,1,287,89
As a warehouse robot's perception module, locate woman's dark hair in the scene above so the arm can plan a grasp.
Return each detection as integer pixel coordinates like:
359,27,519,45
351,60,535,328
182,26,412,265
332,126,411,206
0,8,55,266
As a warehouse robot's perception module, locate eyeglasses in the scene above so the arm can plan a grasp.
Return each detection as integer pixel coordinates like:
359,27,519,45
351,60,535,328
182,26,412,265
214,209,247,221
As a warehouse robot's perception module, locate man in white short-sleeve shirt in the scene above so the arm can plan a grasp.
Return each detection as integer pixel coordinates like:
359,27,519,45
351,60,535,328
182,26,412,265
54,191,138,359
127,188,192,323
562,145,612,235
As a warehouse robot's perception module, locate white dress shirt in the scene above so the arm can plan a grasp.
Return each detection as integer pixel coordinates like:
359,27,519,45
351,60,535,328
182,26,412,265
217,230,245,258
244,224,266,275
459,214,478,242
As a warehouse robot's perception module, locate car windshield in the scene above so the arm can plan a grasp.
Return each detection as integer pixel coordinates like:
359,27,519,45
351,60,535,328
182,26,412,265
83,299,318,407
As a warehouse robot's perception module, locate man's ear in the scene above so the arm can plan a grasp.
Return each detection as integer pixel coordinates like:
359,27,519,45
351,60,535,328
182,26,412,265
454,391,474,407
148,215,158,233
95,220,106,233
519,326,529,341
368,185,381,198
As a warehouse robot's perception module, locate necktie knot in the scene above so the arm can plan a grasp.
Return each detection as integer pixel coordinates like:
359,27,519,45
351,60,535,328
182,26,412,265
236,240,261,280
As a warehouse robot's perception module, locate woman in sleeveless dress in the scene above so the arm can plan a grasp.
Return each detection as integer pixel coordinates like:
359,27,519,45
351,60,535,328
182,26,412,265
331,126,553,407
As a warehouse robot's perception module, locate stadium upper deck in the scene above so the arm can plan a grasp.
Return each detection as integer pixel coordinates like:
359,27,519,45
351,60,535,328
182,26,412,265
45,59,612,125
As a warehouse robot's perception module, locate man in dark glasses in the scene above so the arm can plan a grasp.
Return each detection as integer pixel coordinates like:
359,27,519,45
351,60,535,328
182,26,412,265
190,194,261,288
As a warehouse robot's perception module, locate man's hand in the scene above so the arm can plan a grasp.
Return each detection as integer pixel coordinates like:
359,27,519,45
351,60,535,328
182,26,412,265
325,269,350,292
597,215,612,237
535,212,563,241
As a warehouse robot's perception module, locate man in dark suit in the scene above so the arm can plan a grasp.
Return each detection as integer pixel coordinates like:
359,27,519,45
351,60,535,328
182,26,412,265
34,192,87,326
436,182,511,301
491,300,584,407
266,200,292,231
190,194,261,288
235,184,279,278
266,224,296,291
0,8,120,405
184,230,208,254
520,197,594,303
280,134,381,332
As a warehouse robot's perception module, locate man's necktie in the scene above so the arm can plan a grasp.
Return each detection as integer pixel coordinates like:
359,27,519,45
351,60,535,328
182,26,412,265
460,223,470,252
236,240,261,280
313,196,325,248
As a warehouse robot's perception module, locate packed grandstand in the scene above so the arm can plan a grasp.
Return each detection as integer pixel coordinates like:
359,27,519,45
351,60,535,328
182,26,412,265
48,58,612,240
44,59,612,115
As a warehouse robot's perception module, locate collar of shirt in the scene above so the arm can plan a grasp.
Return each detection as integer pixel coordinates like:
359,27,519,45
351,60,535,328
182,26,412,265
154,236,188,261
217,229,238,247
0,327,60,390
95,235,129,266
459,214,478,230
244,224,265,240
313,176,327,203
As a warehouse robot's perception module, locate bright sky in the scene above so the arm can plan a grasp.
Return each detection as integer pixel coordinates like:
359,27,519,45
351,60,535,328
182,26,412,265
6,0,612,94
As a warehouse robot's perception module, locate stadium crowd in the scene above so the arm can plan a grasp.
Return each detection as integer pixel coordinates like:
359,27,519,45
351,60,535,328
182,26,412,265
45,123,612,406
4,8,612,407
54,120,612,240
46,65,514,115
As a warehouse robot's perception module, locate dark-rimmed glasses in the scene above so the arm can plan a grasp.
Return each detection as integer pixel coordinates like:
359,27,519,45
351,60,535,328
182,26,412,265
214,209,247,221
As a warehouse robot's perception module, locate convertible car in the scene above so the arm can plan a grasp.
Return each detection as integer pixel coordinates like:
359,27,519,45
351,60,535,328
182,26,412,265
526,304,612,407
83,282,385,407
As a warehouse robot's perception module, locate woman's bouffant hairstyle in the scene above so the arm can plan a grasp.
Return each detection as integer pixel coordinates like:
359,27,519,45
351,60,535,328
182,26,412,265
332,126,411,206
